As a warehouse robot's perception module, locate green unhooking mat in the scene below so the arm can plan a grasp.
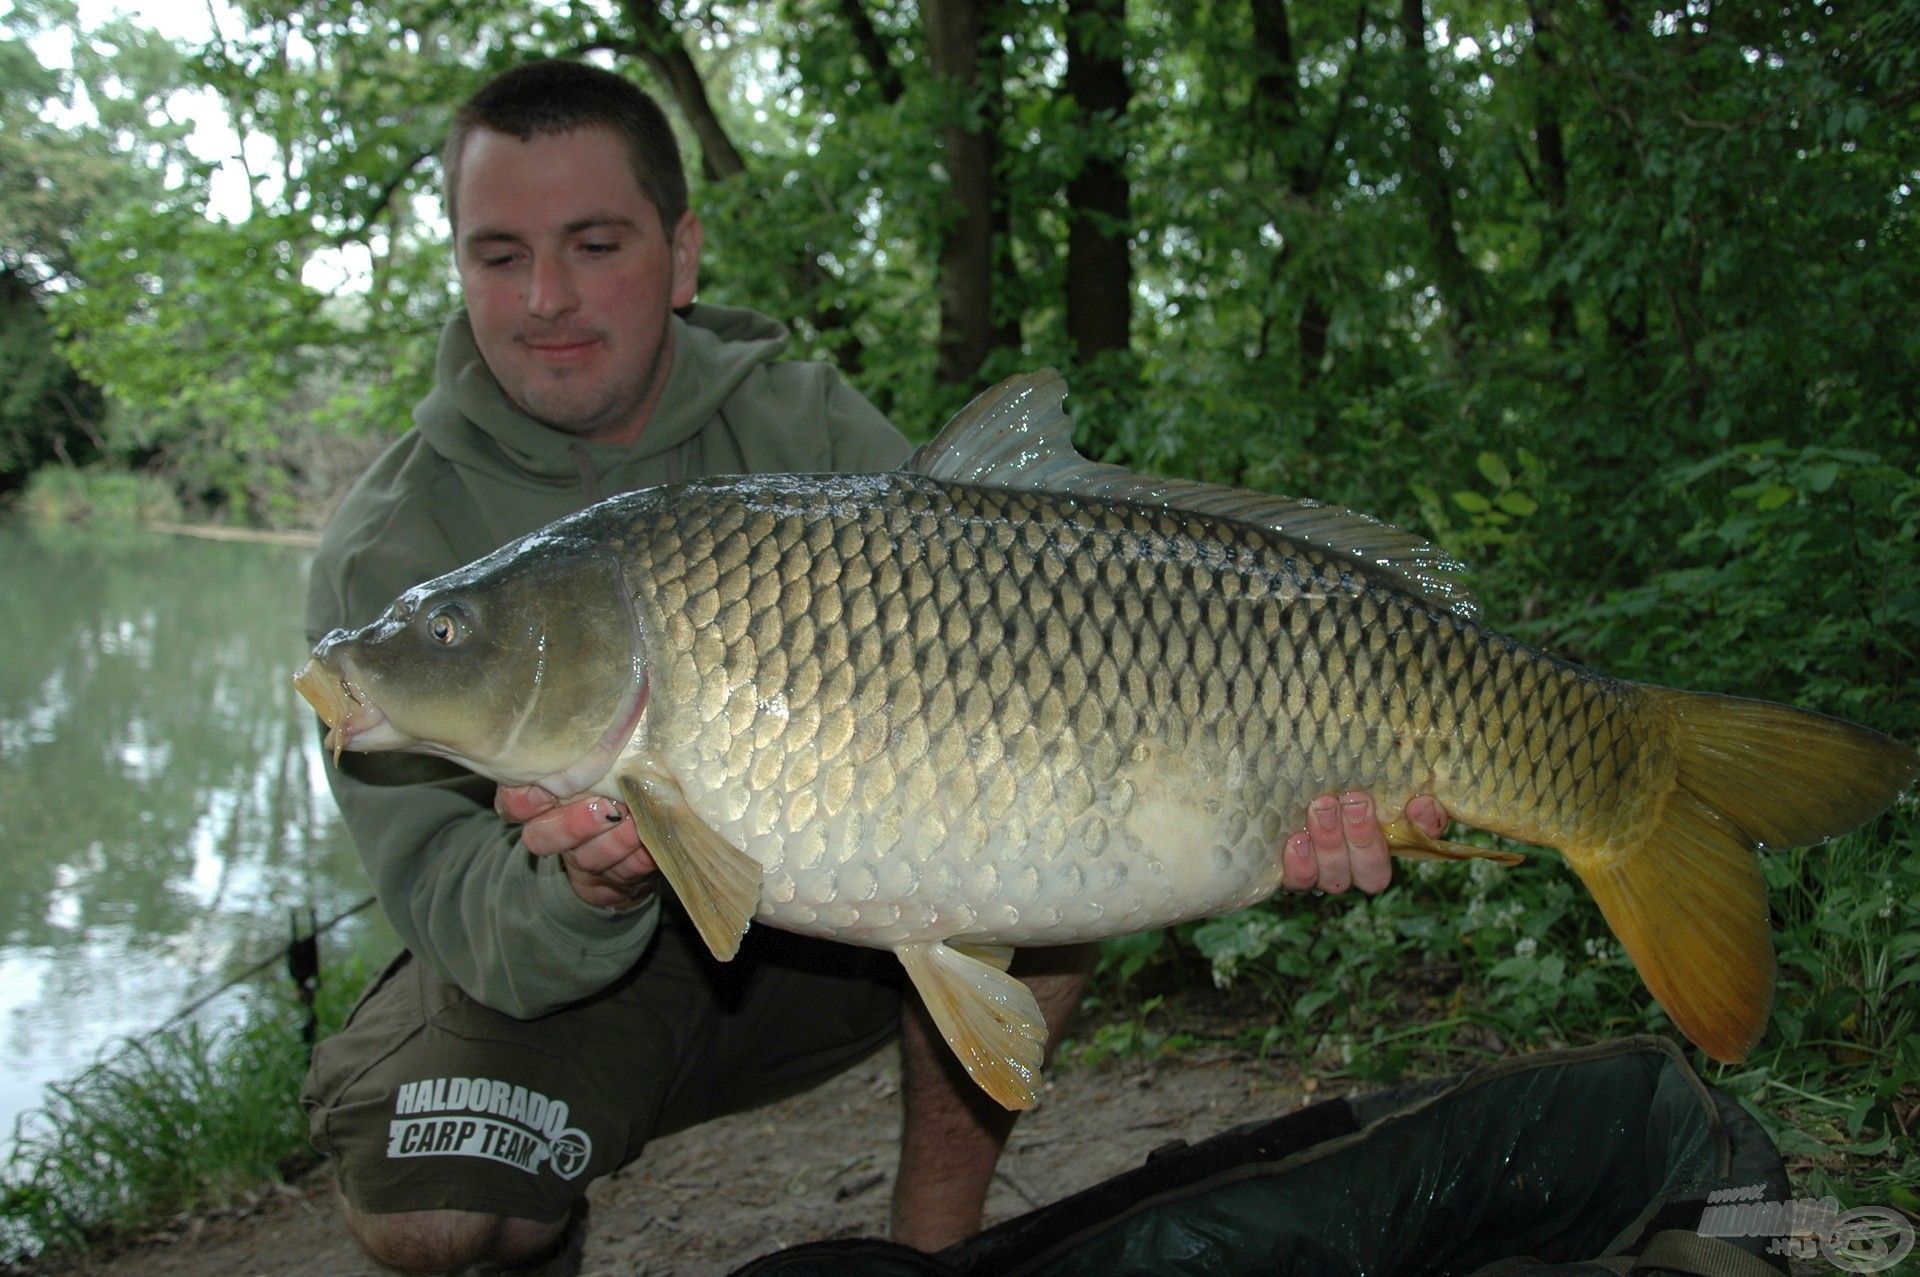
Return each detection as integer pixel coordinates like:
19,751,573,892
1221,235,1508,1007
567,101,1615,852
731,1037,1791,1277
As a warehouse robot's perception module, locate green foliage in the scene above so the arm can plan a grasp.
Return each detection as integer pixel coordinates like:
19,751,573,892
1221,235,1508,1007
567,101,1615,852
20,465,182,525
15,0,1919,530
7,0,1918,1235
0,270,104,487
1711,811,1920,1210
1178,850,1652,1072
0,7,171,492
1546,444,1920,732
52,202,432,524
1080,799,1918,1208
1070,995,1204,1069
1411,447,1552,577
6,2,460,523
0,951,378,1264
0,1006,309,1259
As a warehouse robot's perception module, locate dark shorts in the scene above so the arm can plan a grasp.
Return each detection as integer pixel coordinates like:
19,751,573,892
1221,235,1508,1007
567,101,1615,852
302,913,902,1223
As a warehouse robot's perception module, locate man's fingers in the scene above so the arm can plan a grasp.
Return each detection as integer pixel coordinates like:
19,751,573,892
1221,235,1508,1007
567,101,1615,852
498,789,662,911
1285,791,1400,895
1340,792,1393,895
563,821,654,881
1306,795,1351,894
1281,831,1318,892
1405,793,1449,838
519,795,630,857
495,784,558,823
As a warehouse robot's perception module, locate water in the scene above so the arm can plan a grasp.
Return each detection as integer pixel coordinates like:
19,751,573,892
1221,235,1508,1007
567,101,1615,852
0,521,392,1151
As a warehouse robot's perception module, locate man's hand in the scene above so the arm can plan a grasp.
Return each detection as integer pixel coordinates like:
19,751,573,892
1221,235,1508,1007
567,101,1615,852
495,785,657,910
1282,792,1448,896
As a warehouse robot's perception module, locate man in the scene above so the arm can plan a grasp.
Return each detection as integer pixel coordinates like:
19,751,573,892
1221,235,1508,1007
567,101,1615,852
303,59,1448,1275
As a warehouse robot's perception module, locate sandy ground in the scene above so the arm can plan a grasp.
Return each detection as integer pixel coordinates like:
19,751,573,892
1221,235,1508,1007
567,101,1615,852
37,1042,1317,1277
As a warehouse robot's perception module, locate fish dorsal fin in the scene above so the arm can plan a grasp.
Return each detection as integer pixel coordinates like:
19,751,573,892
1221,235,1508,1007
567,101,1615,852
909,370,1480,621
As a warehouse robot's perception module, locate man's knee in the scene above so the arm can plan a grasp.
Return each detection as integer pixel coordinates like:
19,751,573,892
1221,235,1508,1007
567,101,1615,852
340,1200,570,1274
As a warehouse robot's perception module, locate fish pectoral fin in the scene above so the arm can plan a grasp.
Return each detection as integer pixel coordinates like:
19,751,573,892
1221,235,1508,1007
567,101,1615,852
896,941,1046,1111
616,769,759,963
1384,815,1525,867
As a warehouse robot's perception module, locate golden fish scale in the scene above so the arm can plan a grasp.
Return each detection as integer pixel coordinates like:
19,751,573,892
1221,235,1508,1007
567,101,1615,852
615,475,1660,947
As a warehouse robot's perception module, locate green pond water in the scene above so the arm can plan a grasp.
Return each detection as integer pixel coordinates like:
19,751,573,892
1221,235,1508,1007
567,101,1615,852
0,521,393,1151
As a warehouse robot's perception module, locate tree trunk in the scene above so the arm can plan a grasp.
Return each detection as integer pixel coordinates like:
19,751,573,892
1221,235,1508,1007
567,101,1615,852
1064,0,1132,365
1248,0,1325,383
1527,1,1575,348
924,0,1018,388
1397,0,1478,347
1597,0,1648,357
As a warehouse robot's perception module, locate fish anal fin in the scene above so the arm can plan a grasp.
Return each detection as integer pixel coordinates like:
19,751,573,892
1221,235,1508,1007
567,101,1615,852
897,941,1046,1111
1383,815,1526,866
617,769,760,962
951,943,1016,973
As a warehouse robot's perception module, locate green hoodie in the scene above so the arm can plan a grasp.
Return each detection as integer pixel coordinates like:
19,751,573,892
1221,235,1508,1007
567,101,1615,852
306,303,911,1017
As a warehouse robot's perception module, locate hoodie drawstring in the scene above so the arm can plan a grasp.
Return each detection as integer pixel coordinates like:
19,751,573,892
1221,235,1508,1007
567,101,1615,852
567,443,604,505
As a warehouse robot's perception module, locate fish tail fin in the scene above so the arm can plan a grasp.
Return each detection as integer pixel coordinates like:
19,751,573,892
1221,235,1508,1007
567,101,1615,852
1561,688,1916,1063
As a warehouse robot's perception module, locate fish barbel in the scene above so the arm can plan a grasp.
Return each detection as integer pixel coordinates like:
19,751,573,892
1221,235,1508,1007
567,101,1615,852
294,372,1917,1109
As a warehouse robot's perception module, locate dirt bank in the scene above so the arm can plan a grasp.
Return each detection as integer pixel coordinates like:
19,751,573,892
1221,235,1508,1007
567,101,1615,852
40,1044,1316,1277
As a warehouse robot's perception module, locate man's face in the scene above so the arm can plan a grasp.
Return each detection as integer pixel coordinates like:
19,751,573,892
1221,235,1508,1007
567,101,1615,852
453,126,702,446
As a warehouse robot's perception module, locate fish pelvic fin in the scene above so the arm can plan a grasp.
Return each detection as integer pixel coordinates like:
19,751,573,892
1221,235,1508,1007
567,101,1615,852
617,768,760,962
1562,688,1917,1064
897,941,1046,1111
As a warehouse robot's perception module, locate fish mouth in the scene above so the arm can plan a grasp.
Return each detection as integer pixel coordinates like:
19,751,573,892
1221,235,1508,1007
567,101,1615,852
292,659,388,765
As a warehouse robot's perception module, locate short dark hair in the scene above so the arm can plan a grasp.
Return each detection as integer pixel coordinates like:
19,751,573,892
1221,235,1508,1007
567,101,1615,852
442,60,689,234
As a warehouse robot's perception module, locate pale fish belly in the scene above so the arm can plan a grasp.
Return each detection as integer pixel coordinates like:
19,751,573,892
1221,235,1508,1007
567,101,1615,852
676,714,1296,950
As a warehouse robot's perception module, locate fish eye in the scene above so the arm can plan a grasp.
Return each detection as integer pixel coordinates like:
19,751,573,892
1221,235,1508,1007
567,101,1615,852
425,606,467,646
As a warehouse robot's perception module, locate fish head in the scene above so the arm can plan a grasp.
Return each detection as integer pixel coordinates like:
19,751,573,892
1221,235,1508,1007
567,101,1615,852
293,533,649,794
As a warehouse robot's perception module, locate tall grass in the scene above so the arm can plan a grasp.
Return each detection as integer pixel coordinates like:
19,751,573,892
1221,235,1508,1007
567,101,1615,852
0,954,376,1266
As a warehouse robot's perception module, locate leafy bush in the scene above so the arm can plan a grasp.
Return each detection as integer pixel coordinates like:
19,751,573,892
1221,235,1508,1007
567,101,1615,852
18,466,182,526
1547,443,1920,734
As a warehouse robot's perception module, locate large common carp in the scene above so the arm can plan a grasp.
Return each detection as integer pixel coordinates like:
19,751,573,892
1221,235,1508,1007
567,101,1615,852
295,372,1916,1110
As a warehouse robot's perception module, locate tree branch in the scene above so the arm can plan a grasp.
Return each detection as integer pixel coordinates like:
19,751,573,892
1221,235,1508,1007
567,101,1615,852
613,0,747,181
332,145,438,249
